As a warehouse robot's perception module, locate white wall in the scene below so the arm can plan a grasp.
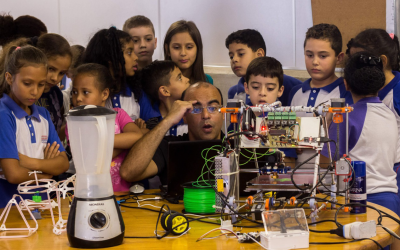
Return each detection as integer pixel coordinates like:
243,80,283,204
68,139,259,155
1,0,314,69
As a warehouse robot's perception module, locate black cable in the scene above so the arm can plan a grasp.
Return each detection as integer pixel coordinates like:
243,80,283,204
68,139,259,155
290,152,319,191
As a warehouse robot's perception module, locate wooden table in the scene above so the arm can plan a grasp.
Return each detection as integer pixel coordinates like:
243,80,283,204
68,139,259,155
0,191,399,250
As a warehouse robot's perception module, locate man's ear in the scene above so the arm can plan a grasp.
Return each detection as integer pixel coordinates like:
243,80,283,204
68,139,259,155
154,37,158,50
159,86,170,97
102,88,110,102
277,85,284,98
256,48,265,57
336,52,345,65
244,82,250,94
5,72,13,86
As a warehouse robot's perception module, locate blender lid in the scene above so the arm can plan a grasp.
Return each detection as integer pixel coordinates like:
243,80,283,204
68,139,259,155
66,105,117,116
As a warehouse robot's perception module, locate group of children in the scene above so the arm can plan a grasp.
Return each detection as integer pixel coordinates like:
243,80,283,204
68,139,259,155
0,14,399,221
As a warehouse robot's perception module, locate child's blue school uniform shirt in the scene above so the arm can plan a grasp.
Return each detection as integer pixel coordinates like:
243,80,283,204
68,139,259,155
0,94,65,208
378,71,400,163
288,77,353,116
106,85,141,121
322,97,398,194
228,75,301,106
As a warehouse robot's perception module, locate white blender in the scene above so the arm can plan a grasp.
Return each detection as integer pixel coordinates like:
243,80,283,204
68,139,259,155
66,105,124,248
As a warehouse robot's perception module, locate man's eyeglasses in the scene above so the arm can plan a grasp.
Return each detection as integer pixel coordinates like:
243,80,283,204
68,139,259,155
191,105,221,114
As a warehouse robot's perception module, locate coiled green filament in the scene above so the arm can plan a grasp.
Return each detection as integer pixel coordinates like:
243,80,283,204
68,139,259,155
183,182,216,214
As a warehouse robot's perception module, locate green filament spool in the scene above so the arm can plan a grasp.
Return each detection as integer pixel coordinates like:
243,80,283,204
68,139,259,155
183,181,216,214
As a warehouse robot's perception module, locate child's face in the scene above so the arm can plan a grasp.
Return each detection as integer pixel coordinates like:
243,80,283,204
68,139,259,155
128,26,157,65
167,32,197,71
244,75,283,106
46,55,71,93
123,40,139,77
304,38,342,82
6,65,47,111
165,67,190,100
71,74,109,107
228,42,260,77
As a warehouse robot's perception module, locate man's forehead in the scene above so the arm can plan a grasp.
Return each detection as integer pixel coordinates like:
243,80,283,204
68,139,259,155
184,86,221,104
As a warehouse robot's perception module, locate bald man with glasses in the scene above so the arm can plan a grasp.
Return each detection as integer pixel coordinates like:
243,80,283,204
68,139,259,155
120,82,224,184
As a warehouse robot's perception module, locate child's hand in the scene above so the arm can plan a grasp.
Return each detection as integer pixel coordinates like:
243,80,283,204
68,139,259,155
135,118,147,129
18,153,37,171
44,142,61,159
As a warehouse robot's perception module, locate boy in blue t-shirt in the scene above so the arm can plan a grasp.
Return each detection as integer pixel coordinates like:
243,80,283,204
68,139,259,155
225,29,301,106
140,60,190,136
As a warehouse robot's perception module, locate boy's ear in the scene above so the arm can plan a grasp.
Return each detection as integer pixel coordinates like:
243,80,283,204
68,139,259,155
277,85,284,98
154,37,158,50
336,52,345,65
159,86,170,97
244,82,250,94
381,55,389,69
5,72,13,86
256,48,265,57
102,88,110,102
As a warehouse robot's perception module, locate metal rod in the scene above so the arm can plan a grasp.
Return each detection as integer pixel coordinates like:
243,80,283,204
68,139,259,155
346,104,349,155
239,168,335,174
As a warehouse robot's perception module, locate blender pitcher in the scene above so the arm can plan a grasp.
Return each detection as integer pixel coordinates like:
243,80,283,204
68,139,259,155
66,105,124,248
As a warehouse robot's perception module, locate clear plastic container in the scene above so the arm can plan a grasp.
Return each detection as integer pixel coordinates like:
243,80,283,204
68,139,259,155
260,208,309,250
66,106,116,198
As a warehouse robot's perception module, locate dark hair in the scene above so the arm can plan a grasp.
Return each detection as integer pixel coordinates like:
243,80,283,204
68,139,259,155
75,63,115,93
346,29,400,71
344,51,385,96
36,33,72,60
304,23,342,56
181,82,224,106
70,45,85,69
0,14,47,46
123,15,155,35
225,29,266,54
0,45,47,97
83,27,140,98
245,57,283,88
140,60,176,103
0,33,71,72
163,20,206,83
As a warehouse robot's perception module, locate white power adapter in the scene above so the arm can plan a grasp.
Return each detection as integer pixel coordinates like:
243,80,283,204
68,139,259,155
221,219,233,233
343,220,376,239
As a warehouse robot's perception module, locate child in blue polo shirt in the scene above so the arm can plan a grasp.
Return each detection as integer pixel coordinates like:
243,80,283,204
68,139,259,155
288,23,352,167
140,60,190,135
346,29,400,195
225,29,301,106
0,45,69,208
289,23,353,112
322,52,400,217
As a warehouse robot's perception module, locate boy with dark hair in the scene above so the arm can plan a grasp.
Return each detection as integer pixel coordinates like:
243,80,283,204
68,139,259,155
288,23,352,114
123,15,157,70
244,57,284,107
141,60,190,135
240,57,296,162
226,29,301,106
288,23,352,166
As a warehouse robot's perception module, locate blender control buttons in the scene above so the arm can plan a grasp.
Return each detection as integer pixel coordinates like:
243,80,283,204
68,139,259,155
89,212,108,229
